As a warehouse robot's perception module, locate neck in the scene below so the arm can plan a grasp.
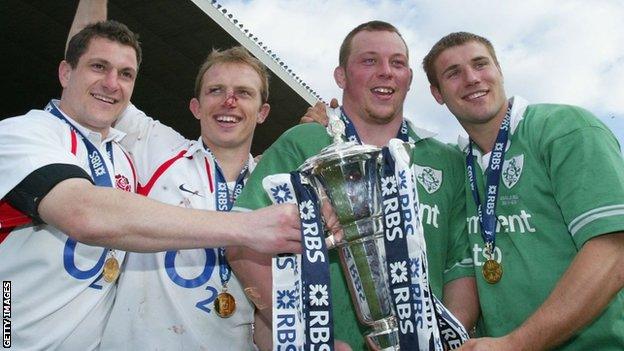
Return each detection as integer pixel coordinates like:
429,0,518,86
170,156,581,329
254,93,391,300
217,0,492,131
342,105,404,147
464,104,509,154
58,100,110,138
203,140,249,181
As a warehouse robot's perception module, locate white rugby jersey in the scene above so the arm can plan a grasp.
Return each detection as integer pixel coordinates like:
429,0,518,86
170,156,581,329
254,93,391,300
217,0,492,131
0,105,135,350
100,105,255,350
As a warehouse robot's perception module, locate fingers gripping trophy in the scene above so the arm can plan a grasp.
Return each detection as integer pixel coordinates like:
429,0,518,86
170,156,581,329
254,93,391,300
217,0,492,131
263,108,469,350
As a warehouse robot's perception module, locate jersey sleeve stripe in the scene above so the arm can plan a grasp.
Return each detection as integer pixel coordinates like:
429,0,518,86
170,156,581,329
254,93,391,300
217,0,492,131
568,204,624,236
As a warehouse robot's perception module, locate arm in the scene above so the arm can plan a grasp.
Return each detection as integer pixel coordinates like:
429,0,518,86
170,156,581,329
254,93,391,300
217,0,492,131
66,0,107,51
38,177,301,254
460,232,624,351
443,277,479,331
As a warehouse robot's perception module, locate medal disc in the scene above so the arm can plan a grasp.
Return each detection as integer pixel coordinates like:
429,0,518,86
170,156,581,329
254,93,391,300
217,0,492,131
103,257,120,283
482,259,503,284
214,292,236,318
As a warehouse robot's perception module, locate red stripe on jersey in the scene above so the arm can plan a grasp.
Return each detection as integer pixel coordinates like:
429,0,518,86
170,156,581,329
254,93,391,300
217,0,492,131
204,158,214,193
70,130,78,155
119,147,138,191
137,150,187,196
0,227,13,245
0,201,30,230
0,129,80,241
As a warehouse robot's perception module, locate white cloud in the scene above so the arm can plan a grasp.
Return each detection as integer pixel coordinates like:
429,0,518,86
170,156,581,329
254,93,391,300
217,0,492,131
219,0,624,144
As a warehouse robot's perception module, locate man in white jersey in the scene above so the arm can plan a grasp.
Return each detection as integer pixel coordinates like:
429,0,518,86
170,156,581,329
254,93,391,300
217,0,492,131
64,1,312,349
423,32,624,350
0,16,301,351
100,47,273,350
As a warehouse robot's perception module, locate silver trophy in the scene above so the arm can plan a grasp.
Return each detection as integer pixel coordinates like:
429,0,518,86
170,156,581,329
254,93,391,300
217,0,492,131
297,109,400,350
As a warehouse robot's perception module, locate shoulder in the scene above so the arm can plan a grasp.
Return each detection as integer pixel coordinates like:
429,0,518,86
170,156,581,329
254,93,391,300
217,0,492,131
524,103,606,133
521,103,615,146
0,110,69,143
412,136,465,164
278,123,330,144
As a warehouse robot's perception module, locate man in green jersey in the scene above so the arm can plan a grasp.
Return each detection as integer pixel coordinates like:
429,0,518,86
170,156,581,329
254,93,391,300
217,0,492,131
230,21,479,350
423,32,624,350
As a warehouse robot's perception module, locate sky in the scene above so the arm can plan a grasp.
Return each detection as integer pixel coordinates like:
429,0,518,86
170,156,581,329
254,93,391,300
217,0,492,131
218,0,624,145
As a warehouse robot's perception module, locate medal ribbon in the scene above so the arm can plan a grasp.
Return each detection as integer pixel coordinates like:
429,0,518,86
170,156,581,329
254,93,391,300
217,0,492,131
46,100,118,282
45,101,114,187
465,102,512,256
290,172,334,351
203,145,249,290
339,107,409,143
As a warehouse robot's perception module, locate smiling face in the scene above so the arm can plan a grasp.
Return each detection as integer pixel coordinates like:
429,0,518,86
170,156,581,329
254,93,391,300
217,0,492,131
58,36,137,136
334,30,412,125
430,40,507,132
190,62,269,152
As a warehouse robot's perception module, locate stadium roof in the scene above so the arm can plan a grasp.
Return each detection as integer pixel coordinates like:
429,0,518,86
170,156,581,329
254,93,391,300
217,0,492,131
1,0,320,154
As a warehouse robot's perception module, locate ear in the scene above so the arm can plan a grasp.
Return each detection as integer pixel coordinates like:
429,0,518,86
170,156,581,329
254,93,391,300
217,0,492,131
189,98,201,120
334,66,346,89
257,103,270,124
430,85,445,105
58,60,72,88
407,68,414,91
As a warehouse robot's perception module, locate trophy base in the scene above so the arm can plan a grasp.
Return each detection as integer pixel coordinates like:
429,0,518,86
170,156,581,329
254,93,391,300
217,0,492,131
365,317,400,350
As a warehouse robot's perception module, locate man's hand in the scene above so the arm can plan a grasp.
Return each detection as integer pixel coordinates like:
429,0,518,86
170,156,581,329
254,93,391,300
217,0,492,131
300,98,339,126
239,204,302,254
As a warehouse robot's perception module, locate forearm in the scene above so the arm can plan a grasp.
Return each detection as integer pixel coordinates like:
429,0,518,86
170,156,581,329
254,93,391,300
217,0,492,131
39,178,249,252
227,247,274,323
253,310,273,351
507,232,624,350
66,0,107,50
442,276,480,331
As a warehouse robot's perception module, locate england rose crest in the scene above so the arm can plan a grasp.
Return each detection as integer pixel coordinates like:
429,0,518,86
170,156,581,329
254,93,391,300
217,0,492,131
115,174,132,192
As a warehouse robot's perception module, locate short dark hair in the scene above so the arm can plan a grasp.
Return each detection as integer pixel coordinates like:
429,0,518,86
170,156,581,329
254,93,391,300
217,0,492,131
194,46,270,103
422,31,499,89
65,20,142,69
338,20,408,68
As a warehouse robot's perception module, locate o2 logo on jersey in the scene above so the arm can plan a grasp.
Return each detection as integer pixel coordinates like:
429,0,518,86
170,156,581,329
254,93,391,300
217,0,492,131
164,249,218,315
63,238,107,290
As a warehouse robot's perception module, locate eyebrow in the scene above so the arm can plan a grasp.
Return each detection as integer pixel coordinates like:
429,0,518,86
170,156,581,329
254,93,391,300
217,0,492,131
440,55,490,76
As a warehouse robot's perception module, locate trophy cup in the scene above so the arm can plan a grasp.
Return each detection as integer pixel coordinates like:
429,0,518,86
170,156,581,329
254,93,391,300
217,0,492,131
297,116,400,350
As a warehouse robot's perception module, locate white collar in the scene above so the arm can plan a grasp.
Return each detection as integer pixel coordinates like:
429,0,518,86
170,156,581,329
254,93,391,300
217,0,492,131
186,137,256,170
405,118,437,141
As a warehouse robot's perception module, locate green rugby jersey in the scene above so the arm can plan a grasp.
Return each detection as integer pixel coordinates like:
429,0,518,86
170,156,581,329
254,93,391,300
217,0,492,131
463,99,624,349
236,121,473,350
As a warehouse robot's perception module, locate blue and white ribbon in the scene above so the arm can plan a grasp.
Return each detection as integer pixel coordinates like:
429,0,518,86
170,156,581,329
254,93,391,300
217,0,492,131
388,139,469,350
263,174,304,351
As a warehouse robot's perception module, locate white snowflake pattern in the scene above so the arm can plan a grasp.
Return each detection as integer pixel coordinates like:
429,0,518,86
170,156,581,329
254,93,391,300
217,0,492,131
380,176,397,196
309,284,329,306
390,261,408,284
299,200,316,221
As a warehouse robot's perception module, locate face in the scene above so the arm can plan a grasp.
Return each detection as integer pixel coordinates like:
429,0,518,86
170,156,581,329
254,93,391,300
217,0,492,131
59,37,137,135
190,62,269,152
334,30,412,125
430,41,507,131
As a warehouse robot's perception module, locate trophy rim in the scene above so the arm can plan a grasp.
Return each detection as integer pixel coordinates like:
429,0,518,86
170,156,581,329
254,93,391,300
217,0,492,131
298,141,381,173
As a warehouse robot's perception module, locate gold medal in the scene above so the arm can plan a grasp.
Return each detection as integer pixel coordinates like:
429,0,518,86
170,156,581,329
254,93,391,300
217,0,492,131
103,256,120,283
482,259,503,284
214,291,236,318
